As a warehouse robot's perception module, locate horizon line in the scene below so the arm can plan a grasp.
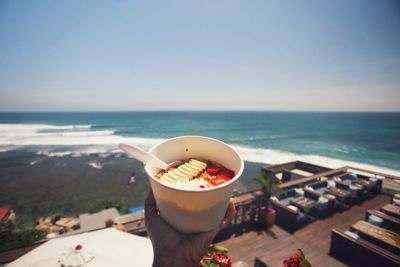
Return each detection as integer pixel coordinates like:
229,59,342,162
0,110,400,113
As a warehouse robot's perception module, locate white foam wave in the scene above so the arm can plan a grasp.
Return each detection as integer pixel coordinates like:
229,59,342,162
38,130,115,137
0,123,91,132
0,123,161,149
1,123,399,177
36,146,122,158
228,135,286,142
87,161,103,169
233,145,400,177
0,145,19,152
37,151,73,157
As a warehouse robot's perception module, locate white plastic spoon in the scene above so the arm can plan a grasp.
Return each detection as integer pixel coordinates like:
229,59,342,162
119,143,181,170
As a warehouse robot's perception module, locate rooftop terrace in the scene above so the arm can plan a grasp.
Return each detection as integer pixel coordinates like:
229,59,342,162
1,163,399,266
218,194,391,267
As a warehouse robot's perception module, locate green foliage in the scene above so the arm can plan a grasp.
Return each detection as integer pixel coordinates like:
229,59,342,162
200,261,217,267
88,196,128,214
208,245,228,253
0,218,46,252
255,169,281,200
297,249,312,267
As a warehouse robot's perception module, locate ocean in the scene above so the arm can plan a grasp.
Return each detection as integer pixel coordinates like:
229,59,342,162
0,111,399,218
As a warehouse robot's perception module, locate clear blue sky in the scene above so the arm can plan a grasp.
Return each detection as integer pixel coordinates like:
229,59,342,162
0,0,399,111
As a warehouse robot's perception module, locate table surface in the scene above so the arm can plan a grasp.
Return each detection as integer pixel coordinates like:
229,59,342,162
354,179,373,187
382,204,400,216
351,220,400,249
326,187,351,198
290,196,316,212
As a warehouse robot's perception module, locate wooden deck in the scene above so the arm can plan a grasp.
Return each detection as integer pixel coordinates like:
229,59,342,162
217,194,391,267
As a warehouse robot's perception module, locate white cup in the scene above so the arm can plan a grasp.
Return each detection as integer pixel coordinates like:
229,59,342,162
144,136,244,233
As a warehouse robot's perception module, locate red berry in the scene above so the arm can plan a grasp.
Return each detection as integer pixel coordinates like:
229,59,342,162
216,175,232,182
207,167,223,175
208,175,231,187
219,170,235,178
292,254,299,262
208,180,219,187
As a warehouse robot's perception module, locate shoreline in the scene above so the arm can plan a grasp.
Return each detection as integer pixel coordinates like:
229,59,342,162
234,145,400,177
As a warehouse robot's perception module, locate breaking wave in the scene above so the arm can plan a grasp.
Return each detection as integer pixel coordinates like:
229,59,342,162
1,123,400,177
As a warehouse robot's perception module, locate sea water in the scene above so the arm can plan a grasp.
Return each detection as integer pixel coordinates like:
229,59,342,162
1,111,399,218
0,111,399,174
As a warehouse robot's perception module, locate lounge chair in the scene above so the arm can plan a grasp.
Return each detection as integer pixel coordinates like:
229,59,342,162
301,189,332,218
366,210,400,233
339,172,381,196
381,204,400,219
392,194,400,206
330,229,400,267
333,179,362,205
350,220,400,254
303,180,341,213
270,189,311,232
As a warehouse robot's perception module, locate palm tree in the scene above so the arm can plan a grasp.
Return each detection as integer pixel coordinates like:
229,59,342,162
255,169,281,207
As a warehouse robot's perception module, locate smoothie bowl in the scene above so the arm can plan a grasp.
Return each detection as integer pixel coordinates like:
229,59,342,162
144,136,244,233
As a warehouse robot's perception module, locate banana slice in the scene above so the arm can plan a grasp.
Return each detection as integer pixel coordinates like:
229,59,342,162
190,159,207,168
160,159,207,183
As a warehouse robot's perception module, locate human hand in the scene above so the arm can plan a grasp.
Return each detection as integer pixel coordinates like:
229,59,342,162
145,189,236,267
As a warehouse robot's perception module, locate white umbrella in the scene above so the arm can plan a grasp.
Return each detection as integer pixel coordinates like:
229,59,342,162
7,228,153,267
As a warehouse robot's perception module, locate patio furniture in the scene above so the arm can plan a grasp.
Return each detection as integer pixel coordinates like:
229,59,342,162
305,180,329,194
381,204,400,219
325,186,352,205
334,178,364,204
290,196,317,214
290,194,330,219
348,184,364,204
392,194,400,206
368,214,384,226
350,220,400,254
303,181,339,214
366,210,400,233
339,172,381,195
330,229,400,267
302,189,333,218
270,189,311,232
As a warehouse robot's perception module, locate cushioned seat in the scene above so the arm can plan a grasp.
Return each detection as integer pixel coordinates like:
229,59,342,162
279,197,292,206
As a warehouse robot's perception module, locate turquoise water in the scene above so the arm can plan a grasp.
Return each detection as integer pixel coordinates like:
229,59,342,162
0,111,399,171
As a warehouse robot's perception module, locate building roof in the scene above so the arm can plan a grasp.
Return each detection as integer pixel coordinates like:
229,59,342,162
79,208,120,232
0,208,10,221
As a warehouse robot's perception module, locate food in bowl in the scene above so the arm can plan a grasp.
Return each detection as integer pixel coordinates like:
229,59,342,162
155,158,235,190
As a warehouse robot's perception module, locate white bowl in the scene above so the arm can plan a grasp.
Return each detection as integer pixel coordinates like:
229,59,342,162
144,136,244,233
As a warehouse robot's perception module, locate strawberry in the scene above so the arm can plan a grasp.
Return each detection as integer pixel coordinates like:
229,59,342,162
216,174,232,180
208,175,231,187
209,177,228,187
218,170,235,179
207,167,223,175
208,180,218,187
292,254,300,263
